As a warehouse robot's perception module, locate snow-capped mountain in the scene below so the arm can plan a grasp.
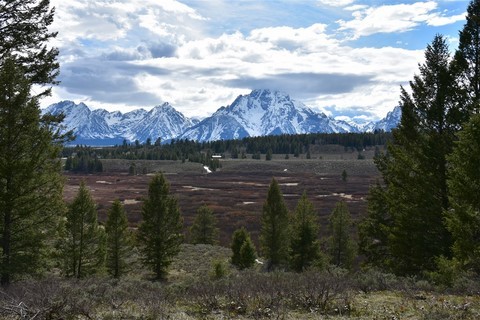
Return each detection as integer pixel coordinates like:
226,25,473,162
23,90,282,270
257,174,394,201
179,89,358,142
373,106,401,132
42,101,197,145
42,90,401,145
130,103,198,143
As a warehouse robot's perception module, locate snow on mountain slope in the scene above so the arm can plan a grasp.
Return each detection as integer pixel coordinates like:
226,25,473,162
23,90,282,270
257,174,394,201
374,106,401,132
42,91,401,145
180,89,359,142
42,101,195,145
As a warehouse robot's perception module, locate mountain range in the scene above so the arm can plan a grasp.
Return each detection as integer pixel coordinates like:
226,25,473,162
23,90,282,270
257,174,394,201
42,89,401,145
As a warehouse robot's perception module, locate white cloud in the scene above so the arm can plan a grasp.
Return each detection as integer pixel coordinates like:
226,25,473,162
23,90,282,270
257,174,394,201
427,12,466,26
337,1,465,39
317,0,356,7
46,0,453,121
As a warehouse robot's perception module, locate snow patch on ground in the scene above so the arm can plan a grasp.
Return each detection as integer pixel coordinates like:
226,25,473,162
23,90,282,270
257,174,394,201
183,186,215,191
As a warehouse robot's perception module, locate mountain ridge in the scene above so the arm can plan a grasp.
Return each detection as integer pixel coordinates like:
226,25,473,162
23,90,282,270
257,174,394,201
43,90,400,145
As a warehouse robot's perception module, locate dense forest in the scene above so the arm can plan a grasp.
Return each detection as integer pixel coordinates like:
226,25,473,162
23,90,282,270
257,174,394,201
62,131,391,173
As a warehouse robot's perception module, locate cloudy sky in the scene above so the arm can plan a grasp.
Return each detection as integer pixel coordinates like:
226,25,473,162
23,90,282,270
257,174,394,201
44,0,469,121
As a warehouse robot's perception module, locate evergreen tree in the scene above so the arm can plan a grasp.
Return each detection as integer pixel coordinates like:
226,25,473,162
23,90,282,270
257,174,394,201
260,178,290,270
231,227,248,267
446,114,480,273
190,205,219,245
138,173,183,280
290,191,321,272
366,35,465,275
328,201,356,270
0,58,66,286
239,236,256,270
453,0,480,113
231,227,256,269
62,181,106,278
105,200,133,278
0,0,59,94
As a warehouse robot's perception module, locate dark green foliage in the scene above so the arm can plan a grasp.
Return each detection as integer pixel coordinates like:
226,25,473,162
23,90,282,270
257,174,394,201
190,205,219,245
328,201,356,270
290,192,321,272
231,227,256,269
231,227,248,267
453,0,480,113
446,114,480,274
265,149,272,161
0,58,66,286
61,131,391,164
365,35,467,275
260,178,290,270
0,0,59,93
239,237,257,270
138,173,183,280
62,182,106,278
358,182,391,269
341,170,347,182
105,200,133,278
64,147,103,173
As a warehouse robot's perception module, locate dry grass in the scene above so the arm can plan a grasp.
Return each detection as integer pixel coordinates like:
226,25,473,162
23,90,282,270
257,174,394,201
0,244,478,319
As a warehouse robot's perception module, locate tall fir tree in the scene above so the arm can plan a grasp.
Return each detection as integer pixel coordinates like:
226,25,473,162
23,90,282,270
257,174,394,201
328,201,356,270
138,173,183,280
0,58,66,286
0,0,59,95
289,191,321,272
260,178,290,270
446,114,480,273
189,205,219,245
363,35,466,275
62,181,106,278
105,199,133,278
453,0,480,113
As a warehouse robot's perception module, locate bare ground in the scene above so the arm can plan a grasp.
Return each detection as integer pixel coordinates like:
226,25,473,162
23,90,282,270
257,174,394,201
64,158,379,246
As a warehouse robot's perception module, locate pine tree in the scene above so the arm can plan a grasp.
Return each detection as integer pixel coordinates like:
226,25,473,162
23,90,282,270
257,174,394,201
62,181,106,278
453,0,480,113
260,178,290,270
365,35,465,275
138,173,183,280
231,227,248,267
231,227,256,269
0,0,59,94
105,199,133,278
239,237,256,270
328,201,356,270
0,0,66,287
446,114,480,273
290,191,321,272
0,58,66,286
190,205,219,245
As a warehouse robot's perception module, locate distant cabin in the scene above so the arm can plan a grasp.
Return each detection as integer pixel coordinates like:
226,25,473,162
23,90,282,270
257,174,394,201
212,154,222,159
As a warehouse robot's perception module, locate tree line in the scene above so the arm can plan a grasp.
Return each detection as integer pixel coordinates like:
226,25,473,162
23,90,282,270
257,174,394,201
61,130,390,173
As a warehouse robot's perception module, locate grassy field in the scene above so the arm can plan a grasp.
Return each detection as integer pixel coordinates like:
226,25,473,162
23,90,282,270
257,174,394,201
1,243,478,319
